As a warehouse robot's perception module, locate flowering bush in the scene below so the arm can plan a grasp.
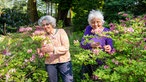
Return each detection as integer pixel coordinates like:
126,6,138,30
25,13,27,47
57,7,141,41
0,26,48,81
0,13,146,82
72,13,146,81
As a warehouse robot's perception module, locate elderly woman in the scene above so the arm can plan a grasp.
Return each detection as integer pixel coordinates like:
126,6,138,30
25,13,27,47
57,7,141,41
37,15,73,82
80,10,114,80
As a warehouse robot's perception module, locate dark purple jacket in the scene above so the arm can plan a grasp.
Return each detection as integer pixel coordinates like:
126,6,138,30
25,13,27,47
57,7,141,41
80,25,113,50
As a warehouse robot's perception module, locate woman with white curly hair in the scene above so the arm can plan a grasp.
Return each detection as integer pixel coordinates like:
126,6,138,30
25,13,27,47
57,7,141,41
80,10,115,81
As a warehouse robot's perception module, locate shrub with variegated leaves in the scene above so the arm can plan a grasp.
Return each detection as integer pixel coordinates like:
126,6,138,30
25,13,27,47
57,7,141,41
0,26,48,82
72,12,146,82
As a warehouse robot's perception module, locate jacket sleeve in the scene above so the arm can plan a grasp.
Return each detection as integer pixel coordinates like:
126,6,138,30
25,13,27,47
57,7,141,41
103,27,114,49
105,37,114,49
80,25,92,49
54,29,70,55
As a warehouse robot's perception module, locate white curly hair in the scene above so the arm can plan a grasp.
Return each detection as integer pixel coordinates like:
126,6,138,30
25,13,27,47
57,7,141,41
88,10,105,26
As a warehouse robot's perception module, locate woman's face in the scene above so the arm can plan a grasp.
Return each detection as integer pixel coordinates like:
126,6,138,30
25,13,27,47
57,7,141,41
90,18,103,29
42,20,53,34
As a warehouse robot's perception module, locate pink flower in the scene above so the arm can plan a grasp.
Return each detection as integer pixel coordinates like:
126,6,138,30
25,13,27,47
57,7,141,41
91,28,102,34
35,26,42,29
2,49,11,56
91,29,95,34
30,54,35,62
115,61,119,65
32,30,45,36
122,13,128,17
112,59,119,65
35,25,44,31
2,49,7,54
104,65,109,69
119,20,125,23
5,73,10,79
143,15,146,20
126,17,130,21
19,27,26,32
124,27,134,33
144,38,146,42
113,30,119,34
118,12,122,15
5,63,8,66
94,29,101,34
27,49,32,53
112,59,115,62
25,27,32,31
38,52,44,58
109,23,115,31
24,59,29,62
121,23,126,27
19,27,32,32
92,49,100,55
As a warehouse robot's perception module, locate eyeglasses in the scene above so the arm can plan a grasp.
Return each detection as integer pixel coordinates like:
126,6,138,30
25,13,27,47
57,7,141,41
42,23,50,27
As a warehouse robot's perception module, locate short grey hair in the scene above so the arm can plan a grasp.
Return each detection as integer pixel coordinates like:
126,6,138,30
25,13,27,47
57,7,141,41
38,15,56,28
88,10,105,26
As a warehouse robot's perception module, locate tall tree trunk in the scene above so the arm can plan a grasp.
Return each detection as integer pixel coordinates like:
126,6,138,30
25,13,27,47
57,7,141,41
27,0,38,23
57,0,72,26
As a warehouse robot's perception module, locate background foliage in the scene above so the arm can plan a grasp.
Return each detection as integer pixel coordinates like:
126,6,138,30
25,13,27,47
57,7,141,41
0,0,146,82
0,0,146,33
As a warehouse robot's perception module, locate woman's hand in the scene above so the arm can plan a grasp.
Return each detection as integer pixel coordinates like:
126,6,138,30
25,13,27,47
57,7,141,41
91,42,101,48
104,45,111,53
41,43,54,53
37,48,45,57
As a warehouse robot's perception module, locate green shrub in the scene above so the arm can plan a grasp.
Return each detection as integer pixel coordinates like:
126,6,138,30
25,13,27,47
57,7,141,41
72,13,146,81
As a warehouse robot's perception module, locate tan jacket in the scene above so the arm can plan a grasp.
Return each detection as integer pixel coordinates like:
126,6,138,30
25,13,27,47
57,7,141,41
45,29,71,64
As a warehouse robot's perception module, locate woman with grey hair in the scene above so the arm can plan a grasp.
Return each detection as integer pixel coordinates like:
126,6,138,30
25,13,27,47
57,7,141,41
80,10,115,81
37,15,73,82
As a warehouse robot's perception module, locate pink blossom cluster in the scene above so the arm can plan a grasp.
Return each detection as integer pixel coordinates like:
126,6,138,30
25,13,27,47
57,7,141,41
143,15,146,20
30,54,35,62
122,14,128,17
144,38,146,42
27,49,32,53
91,28,102,34
19,27,32,32
92,49,100,55
32,26,45,36
23,55,36,64
27,48,36,62
23,49,36,63
104,65,109,69
2,49,11,56
118,12,128,17
112,59,119,65
124,27,134,33
109,23,116,31
5,68,16,81
35,26,43,30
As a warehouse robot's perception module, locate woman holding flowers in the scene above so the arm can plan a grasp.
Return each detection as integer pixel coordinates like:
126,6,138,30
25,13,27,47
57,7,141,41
80,10,115,80
37,15,73,82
